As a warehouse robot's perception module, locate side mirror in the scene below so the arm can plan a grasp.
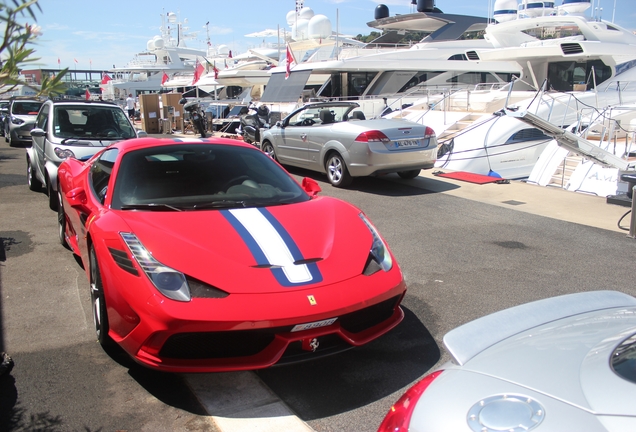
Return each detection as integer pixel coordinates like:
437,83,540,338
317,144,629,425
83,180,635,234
137,130,148,138
30,128,45,137
66,187,89,211
301,177,321,198
276,121,283,128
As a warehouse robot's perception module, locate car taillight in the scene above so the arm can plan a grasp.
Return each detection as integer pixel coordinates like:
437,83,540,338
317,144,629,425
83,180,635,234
425,126,435,139
377,370,443,432
355,130,391,143
54,147,76,159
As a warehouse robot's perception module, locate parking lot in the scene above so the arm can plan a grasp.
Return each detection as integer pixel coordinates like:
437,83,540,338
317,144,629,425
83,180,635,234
1,136,635,431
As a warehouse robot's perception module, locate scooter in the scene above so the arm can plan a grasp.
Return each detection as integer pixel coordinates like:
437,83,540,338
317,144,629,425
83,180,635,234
179,98,207,138
238,104,270,145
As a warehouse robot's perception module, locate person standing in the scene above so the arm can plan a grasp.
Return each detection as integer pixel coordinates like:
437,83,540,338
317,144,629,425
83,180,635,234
126,94,135,123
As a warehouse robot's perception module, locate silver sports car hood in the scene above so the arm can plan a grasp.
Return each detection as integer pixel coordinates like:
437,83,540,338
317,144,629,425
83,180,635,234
443,291,636,416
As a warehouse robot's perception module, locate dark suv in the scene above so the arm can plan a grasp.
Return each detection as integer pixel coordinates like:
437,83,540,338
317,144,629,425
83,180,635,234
27,98,146,210
4,97,43,146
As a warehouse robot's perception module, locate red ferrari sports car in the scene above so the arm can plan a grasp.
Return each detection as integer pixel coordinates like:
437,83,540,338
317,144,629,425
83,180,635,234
57,137,406,372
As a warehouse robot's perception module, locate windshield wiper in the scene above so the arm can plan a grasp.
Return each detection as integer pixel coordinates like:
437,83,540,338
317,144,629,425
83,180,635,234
120,203,183,212
192,200,247,210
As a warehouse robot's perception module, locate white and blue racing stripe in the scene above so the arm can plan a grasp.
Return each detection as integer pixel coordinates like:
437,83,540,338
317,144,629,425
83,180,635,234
222,208,322,287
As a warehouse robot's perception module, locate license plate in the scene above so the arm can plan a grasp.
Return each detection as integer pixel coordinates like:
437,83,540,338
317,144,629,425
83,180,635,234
291,317,338,332
393,139,421,148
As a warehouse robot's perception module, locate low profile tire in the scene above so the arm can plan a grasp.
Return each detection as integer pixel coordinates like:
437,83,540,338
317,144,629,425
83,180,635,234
58,190,70,250
27,157,41,191
90,245,112,348
325,152,352,188
261,141,276,161
7,131,12,146
397,169,421,179
47,178,59,211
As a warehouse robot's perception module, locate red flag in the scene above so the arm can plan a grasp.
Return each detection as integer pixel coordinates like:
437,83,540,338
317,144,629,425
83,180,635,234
57,58,60,65
213,65,219,79
101,73,112,85
192,59,204,85
228,50,232,58
285,45,296,80
85,89,90,100
161,71,169,85
74,58,78,64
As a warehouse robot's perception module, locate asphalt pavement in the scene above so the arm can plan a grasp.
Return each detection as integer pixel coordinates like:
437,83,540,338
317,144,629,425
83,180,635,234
1,134,635,431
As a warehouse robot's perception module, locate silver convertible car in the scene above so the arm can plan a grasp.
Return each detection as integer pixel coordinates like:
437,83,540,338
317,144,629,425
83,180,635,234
379,290,636,432
260,101,437,187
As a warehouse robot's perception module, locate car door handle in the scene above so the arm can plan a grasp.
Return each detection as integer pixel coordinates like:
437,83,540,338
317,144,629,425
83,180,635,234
300,133,307,141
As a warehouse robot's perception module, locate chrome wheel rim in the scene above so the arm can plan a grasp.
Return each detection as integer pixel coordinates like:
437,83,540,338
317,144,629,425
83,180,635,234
27,161,32,186
89,251,101,338
327,156,343,184
263,143,274,159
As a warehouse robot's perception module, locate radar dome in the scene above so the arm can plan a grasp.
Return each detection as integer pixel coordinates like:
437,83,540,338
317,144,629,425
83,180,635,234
147,39,156,51
308,15,332,40
494,0,518,22
559,0,591,15
522,1,555,17
375,4,390,20
167,12,177,23
292,18,310,40
286,10,296,26
153,36,164,49
298,7,315,20
218,44,230,56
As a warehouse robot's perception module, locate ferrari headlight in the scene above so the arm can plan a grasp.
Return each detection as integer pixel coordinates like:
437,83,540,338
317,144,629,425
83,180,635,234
120,232,191,302
359,213,392,273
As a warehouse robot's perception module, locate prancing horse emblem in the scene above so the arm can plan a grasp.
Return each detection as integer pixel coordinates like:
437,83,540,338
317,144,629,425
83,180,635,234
309,338,319,352
307,295,317,305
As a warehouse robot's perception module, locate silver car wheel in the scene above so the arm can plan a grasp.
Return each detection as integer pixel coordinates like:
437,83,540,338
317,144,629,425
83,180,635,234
27,158,41,191
326,153,352,187
262,141,276,161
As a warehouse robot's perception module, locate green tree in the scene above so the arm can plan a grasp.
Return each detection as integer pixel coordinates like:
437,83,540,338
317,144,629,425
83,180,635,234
0,0,67,97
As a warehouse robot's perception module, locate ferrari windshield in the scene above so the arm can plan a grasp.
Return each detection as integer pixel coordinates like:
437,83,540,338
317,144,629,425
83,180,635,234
54,105,136,140
111,144,310,210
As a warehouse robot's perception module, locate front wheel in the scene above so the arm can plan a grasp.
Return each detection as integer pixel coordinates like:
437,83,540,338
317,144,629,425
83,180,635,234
261,141,276,161
27,157,41,191
90,245,113,347
325,153,352,188
47,178,59,211
58,190,70,249
397,169,421,179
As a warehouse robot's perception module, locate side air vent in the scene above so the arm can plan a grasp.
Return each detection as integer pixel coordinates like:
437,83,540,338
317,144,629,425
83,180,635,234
561,43,584,55
466,51,480,61
109,247,139,276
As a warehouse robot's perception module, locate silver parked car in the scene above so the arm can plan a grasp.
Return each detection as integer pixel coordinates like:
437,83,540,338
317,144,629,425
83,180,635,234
27,98,146,210
4,98,43,146
378,290,636,432
260,101,437,187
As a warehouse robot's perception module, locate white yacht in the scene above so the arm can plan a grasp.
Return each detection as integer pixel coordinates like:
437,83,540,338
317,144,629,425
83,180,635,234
100,11,208,100
255,0,636,179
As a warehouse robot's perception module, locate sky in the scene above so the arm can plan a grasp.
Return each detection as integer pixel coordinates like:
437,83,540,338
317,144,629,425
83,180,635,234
21,0,636,72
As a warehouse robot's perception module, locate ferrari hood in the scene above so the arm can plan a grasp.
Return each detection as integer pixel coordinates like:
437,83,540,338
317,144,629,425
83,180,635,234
117,197,373,294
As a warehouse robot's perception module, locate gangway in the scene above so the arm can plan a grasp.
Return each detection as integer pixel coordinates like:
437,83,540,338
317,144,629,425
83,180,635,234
503,106,634,171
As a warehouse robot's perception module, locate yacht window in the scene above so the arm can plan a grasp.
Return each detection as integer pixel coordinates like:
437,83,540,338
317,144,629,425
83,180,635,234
505,128,551,144
448,54,468,61
347,72,377,97
611,333,636,384
446,72,502,85
547,60,611,91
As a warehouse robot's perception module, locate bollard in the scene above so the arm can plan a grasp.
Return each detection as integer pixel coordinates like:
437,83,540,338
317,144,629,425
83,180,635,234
630,185,636,239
